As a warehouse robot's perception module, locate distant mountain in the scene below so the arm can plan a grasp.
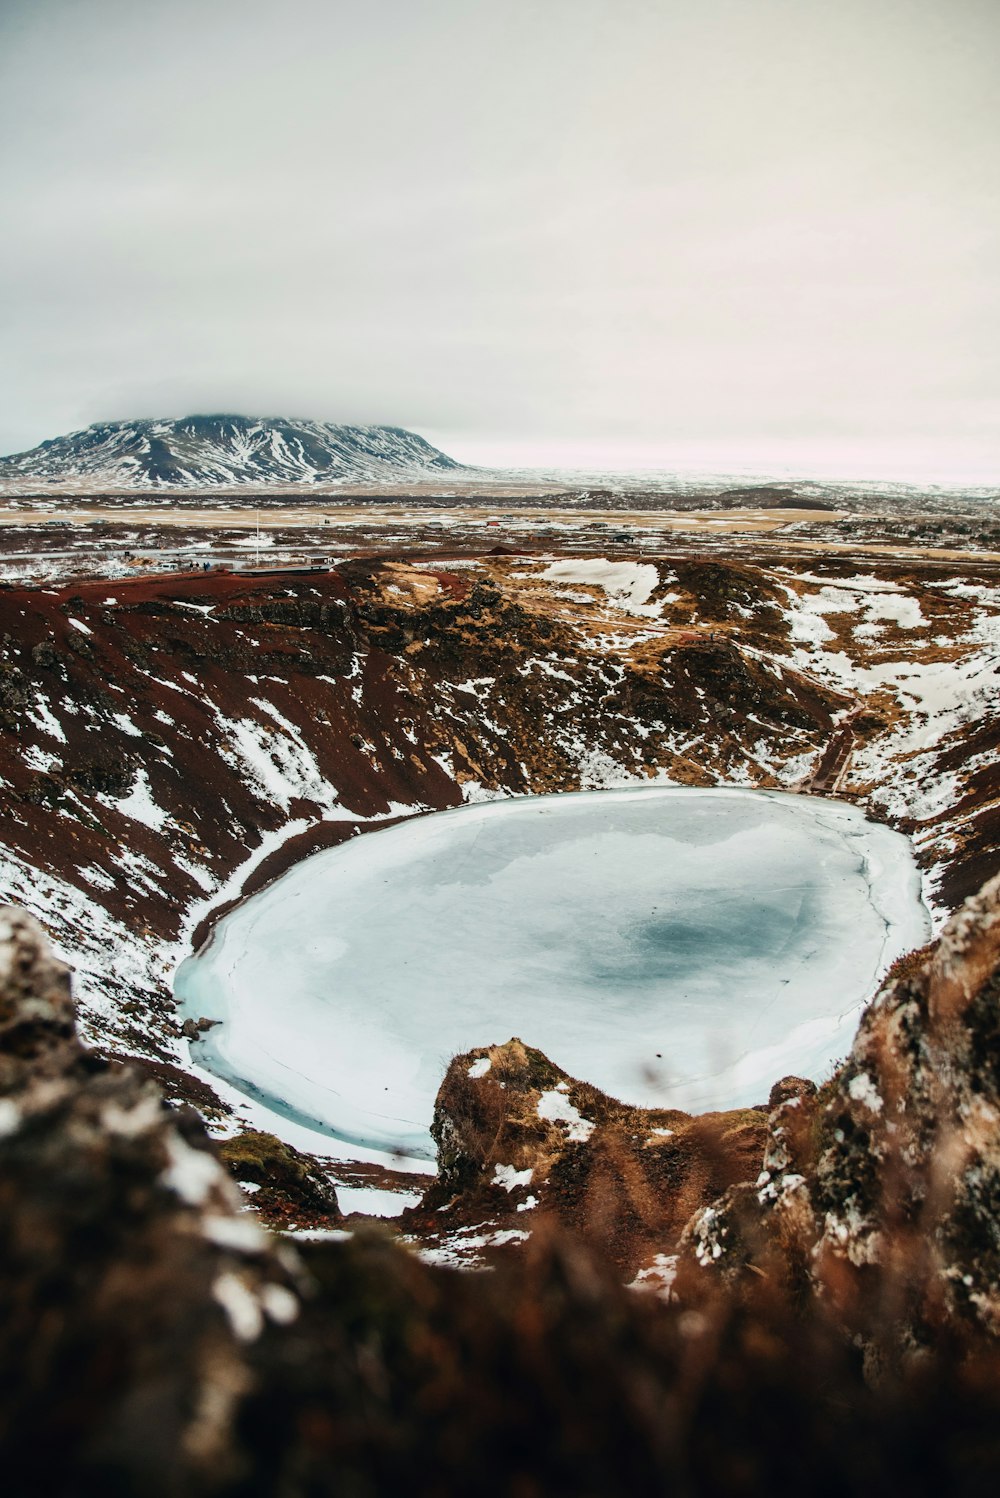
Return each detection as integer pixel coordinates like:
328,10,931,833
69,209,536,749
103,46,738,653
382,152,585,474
0,415,463,488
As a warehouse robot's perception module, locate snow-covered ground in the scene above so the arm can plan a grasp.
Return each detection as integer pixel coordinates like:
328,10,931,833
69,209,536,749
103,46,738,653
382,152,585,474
772,570,1000,911
539,559,666,617
176,787,930,1161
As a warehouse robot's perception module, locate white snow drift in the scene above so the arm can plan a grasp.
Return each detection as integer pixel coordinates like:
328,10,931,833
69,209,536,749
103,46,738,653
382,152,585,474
176,787,930,1161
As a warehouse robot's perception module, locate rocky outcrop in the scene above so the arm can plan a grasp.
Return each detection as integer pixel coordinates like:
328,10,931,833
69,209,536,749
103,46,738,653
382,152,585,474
218,1129,341,1230
0,907,306,1491
409,1037,768,1277
679,874,1000,1359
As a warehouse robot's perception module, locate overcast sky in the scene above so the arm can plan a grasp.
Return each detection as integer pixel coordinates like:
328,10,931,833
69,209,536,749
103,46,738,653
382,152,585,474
1,0,998,480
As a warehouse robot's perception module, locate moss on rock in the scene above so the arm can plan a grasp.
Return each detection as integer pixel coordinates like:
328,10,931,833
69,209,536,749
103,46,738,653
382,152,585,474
219,1129,341,1228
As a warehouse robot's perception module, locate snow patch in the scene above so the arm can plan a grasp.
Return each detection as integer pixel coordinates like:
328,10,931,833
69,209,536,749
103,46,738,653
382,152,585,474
26,697,67,742
847,1071,884,1113
213,1272,263,1342
114,768,170,832
160,1134,227,1207
540,559,662,617
0,1099,22,1139
493,1163,533,1191
537,1089,595,1142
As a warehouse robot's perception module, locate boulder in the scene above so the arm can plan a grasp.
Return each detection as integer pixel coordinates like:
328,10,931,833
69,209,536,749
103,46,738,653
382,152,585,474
0,906,305,1492
410,1036,768,1277
219,1129,341,1229
679,873,1000,1354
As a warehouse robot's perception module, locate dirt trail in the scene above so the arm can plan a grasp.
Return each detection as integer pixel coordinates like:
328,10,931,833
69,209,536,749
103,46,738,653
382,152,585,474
799,706,862,795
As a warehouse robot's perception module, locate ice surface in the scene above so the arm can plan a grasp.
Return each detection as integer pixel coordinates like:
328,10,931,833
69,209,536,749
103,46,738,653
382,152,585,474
176,788,930,1162
334,1183,424,1217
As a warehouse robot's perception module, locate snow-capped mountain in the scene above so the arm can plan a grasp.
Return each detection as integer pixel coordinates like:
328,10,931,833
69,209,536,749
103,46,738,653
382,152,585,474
0,415,463,488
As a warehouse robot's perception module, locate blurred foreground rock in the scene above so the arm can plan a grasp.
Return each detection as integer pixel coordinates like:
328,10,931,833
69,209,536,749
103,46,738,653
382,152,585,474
6,898,1000,1494
0,907,307,1492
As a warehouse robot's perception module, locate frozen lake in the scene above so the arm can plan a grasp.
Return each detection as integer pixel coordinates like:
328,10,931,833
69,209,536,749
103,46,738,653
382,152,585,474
176,787,930,1161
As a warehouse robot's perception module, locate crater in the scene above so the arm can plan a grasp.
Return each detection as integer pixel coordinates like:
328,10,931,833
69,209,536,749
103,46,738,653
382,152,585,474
176,786,930,1161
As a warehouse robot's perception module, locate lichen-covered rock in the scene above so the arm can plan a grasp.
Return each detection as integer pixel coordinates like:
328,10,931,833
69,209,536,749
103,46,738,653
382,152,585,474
0,907,305,1492
812,872,1000,1333
679,875,1000,1350
675,1077,817,1290
428,1037,579,1193
0,904,79,1085
413,1037,767,1277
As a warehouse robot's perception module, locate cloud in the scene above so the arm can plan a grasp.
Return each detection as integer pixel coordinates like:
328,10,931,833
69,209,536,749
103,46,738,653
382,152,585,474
1,0,998,480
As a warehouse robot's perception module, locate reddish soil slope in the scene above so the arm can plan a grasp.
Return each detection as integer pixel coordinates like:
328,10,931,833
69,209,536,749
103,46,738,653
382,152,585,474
0,548,997,1080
